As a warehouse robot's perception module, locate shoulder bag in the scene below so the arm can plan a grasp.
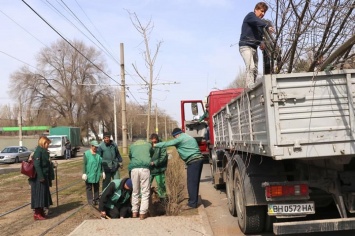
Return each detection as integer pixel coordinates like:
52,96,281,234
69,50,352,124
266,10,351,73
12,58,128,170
21,159,36,179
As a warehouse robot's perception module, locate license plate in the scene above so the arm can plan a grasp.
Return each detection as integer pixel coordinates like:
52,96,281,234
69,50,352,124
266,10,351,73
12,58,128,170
268,202,315,215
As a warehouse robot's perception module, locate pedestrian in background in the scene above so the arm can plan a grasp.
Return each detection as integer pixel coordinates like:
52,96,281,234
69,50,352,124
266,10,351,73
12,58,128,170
31,136,55,220
82,140,104,205
128,139,153,220
99,178,133,219
239,2,274,89
150,133,168,200
154,128,204,210
65,140,71,160
98,133,123,191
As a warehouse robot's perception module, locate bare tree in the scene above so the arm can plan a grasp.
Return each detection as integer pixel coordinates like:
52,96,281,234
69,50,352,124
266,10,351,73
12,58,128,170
227,68,247,88
264,0,354,73
9,39,113,136
128,11,163,141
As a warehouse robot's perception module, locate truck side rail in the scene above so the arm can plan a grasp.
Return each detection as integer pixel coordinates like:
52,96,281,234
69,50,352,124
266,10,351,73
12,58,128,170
213,70,355,161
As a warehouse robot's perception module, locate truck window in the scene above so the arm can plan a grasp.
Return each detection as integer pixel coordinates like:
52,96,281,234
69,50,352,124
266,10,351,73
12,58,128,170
49,137,62,147
184,102,204,121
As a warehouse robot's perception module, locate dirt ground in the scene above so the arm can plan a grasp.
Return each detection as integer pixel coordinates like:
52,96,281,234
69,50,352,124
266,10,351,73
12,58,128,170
0,148,197,236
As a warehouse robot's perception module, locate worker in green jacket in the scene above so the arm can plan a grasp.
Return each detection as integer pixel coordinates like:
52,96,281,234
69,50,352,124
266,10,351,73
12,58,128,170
82,140,104,205
97,133,123,191
150,133,168,200
128,140,154,220
154,128,204,210
99,178,133,219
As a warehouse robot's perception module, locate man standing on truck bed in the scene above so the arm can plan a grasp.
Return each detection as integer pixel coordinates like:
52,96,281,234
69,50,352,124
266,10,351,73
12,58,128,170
154,128,204,210
98,133,123,190
239,2,274,89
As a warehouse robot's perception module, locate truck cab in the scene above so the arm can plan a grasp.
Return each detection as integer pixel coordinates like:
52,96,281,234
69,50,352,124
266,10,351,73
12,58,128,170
181,100,209,158
48,135,70,158
181,88,244,159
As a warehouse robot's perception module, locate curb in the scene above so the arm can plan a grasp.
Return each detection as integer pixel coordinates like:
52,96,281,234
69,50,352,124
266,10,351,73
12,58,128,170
198,195,214,236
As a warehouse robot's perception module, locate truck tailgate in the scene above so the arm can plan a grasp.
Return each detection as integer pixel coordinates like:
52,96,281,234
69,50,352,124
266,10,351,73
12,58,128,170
213,70,355,160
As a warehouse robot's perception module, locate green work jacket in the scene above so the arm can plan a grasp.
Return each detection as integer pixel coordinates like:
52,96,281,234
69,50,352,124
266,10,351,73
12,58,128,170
150,145,168,174
102,179,131,210
155,133,202,164
128,140,153,171
83,150,103,183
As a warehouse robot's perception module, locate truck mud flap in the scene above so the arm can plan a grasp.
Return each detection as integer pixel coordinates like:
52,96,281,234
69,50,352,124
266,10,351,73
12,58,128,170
273,218,355,235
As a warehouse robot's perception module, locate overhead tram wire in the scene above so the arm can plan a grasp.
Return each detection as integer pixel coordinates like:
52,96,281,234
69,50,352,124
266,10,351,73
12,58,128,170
42,0,120,66
73,0,116,61
39,1,152,109
44,1,162,109
0,9,48,48
21,0,120,86
0,51,38,70
59,0,120,65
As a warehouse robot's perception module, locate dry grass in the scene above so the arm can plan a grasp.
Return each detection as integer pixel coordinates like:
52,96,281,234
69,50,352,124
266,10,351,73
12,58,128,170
0,148,193,235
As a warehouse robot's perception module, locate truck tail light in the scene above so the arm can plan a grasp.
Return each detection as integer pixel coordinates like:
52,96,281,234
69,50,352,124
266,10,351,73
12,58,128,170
265,184,308,198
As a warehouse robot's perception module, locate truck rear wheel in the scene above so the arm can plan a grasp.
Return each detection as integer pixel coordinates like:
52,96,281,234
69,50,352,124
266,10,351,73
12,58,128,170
226,162,236,216
210,149,223,189
234,167,265,234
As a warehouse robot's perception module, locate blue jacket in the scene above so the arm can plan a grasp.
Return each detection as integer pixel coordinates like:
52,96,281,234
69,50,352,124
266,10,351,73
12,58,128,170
239,12,269,49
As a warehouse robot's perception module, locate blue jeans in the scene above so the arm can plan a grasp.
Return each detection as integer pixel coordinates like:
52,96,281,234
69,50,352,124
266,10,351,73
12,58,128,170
186,159,204,208
239,46,258,88
66,149,71,159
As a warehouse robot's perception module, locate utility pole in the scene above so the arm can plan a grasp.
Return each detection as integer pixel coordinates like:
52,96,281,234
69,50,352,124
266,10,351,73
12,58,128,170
18,98,23,146
164,115,167,141
113,93,118,145
155,103,158,135
120,43,128,154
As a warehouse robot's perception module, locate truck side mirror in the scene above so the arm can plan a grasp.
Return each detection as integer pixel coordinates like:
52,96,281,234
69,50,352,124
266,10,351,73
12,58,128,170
191,103,199,116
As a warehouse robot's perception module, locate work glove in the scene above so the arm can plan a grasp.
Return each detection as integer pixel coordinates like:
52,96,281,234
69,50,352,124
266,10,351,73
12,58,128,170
102,172,106,180
82,174,87,181
119,162,123,169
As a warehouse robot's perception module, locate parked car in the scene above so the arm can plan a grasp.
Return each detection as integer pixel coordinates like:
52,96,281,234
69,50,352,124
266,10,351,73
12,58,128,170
0,146,32,164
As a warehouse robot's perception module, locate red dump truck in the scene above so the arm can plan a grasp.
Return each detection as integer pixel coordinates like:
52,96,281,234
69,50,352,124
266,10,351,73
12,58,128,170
182,70,355,235
180,88,244,160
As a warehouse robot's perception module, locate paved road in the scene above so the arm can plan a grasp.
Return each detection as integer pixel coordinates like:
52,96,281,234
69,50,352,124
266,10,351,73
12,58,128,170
199,163,243,235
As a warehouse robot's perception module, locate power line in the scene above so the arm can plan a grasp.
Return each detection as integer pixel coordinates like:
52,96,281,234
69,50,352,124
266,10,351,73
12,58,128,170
58,0,120,65
0,51,37,70
41,0,119,66
73,0,116,62
21,0,120,86
0,9,48,48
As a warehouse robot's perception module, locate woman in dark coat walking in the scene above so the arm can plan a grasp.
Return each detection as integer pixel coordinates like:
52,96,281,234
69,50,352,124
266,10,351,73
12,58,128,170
31,136,54,220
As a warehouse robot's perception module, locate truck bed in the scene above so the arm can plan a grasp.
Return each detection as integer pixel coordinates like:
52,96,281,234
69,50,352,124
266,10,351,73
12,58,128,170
213,70,355,160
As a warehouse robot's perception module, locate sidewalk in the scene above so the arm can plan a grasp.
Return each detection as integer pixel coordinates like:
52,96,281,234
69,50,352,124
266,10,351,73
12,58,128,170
69,203,213,236
69,195,213,236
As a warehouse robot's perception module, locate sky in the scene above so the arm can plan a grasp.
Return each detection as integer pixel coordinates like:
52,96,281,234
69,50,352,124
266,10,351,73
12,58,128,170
0,0,261,122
